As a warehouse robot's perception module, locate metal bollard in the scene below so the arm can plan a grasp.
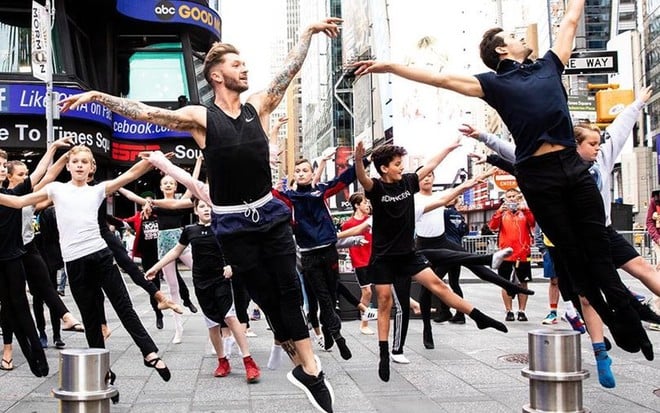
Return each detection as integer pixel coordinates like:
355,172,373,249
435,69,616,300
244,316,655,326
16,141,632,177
521,329,590,413
52,348,118,413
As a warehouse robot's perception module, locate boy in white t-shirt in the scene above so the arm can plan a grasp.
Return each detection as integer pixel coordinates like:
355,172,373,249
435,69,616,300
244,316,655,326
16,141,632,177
0,145,171,382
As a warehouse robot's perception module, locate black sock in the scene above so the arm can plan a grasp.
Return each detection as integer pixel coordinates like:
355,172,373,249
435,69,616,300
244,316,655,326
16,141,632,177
334,336,352,360
469,308,508,333
378,341,389,382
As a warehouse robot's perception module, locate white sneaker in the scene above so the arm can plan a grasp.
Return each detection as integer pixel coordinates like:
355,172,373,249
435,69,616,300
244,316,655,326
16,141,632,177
245,329,257,338
648,323,660,331
361,307,378,321
492,247,513,269
390,353,410,364
360,326,375,335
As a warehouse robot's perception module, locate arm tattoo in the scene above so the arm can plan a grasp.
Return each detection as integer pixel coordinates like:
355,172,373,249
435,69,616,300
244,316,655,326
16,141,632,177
267,30,313,97
96,95,196,131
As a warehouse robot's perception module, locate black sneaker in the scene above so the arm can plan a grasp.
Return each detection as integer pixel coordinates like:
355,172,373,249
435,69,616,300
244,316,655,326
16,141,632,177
517,311,528,322
287,365,334,413
505,311,515,322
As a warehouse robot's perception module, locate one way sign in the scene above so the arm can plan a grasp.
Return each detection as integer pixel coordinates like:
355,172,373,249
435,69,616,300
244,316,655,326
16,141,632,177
564,50,618,75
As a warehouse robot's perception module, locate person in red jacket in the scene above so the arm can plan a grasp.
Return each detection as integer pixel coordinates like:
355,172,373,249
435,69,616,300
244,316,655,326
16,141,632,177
489,188,535,321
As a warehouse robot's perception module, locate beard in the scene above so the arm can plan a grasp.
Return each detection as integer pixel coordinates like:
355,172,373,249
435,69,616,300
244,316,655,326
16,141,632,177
224,77,249,93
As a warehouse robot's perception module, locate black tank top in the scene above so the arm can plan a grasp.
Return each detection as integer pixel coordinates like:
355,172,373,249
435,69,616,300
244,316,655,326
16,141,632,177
203,103,271,206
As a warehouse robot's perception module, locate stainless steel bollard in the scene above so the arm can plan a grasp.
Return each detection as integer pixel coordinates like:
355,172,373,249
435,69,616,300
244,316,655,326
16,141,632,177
521,329,590,413
52,349,118,413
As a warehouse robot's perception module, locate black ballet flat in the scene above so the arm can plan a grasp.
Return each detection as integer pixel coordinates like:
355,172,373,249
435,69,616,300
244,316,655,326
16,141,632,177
144,357,171,381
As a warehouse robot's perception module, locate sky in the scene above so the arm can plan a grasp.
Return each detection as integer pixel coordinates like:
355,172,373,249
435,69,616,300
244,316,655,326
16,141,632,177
218,0,286,94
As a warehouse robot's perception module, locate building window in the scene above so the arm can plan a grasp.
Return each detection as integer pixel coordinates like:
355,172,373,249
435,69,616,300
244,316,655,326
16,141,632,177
0,15,64,74
126,43,189,102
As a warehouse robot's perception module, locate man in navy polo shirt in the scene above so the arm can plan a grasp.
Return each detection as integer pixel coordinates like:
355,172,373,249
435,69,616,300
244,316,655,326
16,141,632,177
350,0,658,360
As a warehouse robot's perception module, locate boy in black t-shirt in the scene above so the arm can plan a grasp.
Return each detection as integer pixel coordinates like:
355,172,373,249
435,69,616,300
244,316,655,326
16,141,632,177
355,141,507,382
145,198,261,383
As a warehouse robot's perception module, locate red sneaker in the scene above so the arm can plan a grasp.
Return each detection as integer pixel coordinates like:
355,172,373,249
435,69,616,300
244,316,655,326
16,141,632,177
214,357,231,377
243,355,261,383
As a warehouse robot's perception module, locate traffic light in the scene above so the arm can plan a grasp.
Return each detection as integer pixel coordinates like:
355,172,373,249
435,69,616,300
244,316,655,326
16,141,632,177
588,83,634,123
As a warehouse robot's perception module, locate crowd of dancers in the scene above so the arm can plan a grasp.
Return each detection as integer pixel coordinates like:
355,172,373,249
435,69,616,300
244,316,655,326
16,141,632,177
0,2,659,412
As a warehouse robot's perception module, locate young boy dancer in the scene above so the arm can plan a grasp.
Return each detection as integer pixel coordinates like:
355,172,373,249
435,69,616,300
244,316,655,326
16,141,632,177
355,140,507,382
145,198,261,383
0,146,171,382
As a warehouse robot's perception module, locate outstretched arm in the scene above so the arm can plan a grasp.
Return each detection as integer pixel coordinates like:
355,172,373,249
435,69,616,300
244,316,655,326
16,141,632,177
459,124,516,163
147,150,210,204
350,61,483,97
422,175,488,214
59,92,207,148
29,137,73,186
118,187,148,206
313,148,334,187
249,17,342,123
354,141,373,192
0,187,49,209
104,156,153,196
416,136,462,180
145,243,186,280
33,149,70,192
552,0,586,64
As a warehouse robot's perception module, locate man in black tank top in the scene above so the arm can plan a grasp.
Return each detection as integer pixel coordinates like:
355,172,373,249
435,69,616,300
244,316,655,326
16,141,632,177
61,17,342,413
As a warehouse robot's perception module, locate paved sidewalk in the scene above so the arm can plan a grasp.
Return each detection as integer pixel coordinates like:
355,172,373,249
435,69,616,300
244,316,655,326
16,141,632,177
1,268,659,412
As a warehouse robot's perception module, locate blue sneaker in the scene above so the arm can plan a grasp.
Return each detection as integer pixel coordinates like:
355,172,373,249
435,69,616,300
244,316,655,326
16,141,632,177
542,312,558,325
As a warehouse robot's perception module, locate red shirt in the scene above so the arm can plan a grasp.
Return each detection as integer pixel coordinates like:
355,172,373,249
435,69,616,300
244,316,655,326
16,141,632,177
341,215,372,268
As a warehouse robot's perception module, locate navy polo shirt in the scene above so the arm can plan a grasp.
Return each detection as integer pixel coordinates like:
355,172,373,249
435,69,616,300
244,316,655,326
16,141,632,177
475,50,575,164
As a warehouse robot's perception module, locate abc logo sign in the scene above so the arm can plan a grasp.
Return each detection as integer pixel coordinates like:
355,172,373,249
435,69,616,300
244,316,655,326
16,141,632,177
154,1,176,20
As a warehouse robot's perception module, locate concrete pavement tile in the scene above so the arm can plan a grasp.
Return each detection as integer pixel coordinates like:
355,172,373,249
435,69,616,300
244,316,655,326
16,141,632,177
437,400,513,413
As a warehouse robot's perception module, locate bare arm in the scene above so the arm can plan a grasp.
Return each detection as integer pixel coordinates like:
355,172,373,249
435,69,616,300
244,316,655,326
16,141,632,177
33,150,70,192
354,141,373,192
59,92,208,148
552,0,585,64
351,61,483,97
145,243,187,279
249,17,342,125
416,137,462,180
0,188,49,209
152,198,194,210
421,177,480,214
118,187,148,206
29,137,73,186
269,116,288,145
313,149,334,187
104,157,153,196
